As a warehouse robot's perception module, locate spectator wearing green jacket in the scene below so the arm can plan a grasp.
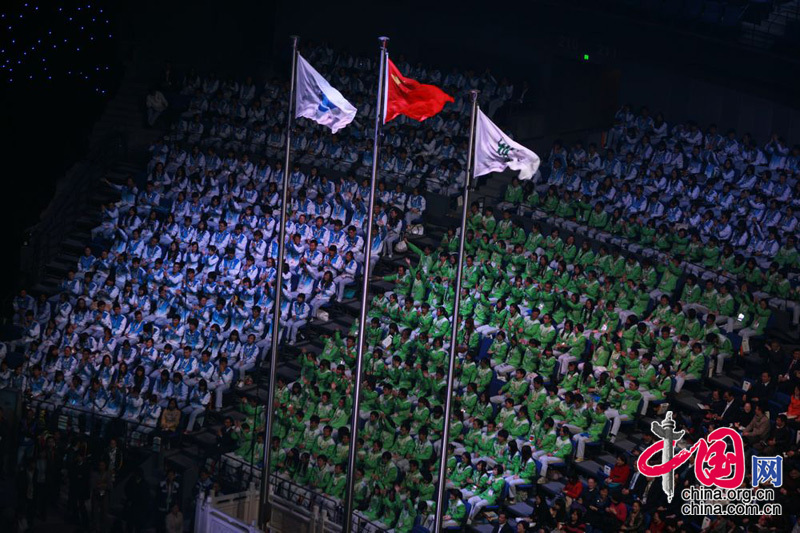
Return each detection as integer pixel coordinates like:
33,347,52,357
441,489,468,528
228,422,253,463
537,426,573,482
531,416,557,460
325,463,347,500
450,453,474,489
636,353,658,414
653,256,683,301
575,402,609,461
504,445,538,500
606,380,642,441
467,464,506,523
739,297,772,348
675,342,707,392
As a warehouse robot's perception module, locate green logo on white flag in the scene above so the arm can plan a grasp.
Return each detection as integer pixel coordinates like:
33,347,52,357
497,140,513,160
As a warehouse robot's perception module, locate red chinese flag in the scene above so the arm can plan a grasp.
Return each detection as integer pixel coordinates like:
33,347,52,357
384,58,454,123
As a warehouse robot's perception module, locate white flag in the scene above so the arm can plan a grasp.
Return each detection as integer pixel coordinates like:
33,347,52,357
295,54,357,134
474,108,540,180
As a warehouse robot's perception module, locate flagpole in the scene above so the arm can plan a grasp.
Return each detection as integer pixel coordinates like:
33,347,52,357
259,34,298,530
433,89,479,533
342,35,389,533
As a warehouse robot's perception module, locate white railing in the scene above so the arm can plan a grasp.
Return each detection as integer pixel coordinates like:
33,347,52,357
195,492,259,533
194,478,384,533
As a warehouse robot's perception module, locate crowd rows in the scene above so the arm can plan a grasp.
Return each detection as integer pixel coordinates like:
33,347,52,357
522,106,800,309
1,45,513,532
262,104,800,530
4,45,800,532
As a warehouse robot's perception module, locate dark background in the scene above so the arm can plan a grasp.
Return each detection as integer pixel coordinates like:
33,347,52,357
2,0,800,301
1,0,121,299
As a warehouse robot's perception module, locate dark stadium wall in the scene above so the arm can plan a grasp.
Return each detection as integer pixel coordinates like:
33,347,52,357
2,0,123,301
120,0,277,76
120,0,800,144
269,1,622,138
618,65,800,144
269,0,799,141
120,0,800,140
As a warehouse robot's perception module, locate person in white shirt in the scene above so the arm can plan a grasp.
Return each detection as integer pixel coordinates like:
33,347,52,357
334,251,358,301
146,88,169,127
209,357,233,409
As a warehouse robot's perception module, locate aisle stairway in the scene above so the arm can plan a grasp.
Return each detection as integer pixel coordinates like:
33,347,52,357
739,0,800,48
30,61,165,296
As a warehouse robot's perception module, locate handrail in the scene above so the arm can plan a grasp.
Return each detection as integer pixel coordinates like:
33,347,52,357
18,390,156,452
197,494,259,533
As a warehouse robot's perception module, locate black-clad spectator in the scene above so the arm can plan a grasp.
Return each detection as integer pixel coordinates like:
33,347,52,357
216,417,237,454
124,467,151,533
585,484,611,525
34,451,48,519
733,401,756,432
0,407,8,478
16,459,37,525
754,414,792,455
491,511,514,533
778,348,800,393
761,338,786,378
16,409,37,468
630,473,668,515
746,371,776,408
528,493,553,530
67,449,91,527
707,390,740,425
105,437,125,484
91,459,113,531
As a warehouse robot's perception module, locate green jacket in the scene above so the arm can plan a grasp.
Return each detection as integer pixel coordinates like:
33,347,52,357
552,436,573,459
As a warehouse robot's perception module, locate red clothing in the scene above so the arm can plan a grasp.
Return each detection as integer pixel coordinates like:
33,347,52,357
564,480,583,499
788,396,800,418
609,464,631,485
609,501,628,523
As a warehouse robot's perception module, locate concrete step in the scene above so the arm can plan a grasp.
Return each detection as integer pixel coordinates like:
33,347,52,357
738,33,775,47
596,453,617,466
115,162,144,173
539,480,566,498
163,450,199,473
707,374,740,391
62,238,87,254
76,215,102,231
71,229,92,242
31,280,60,295
639,415,659,431
574,460,605,479
609,438,638,456
672,391,705,413
49,255,78,270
